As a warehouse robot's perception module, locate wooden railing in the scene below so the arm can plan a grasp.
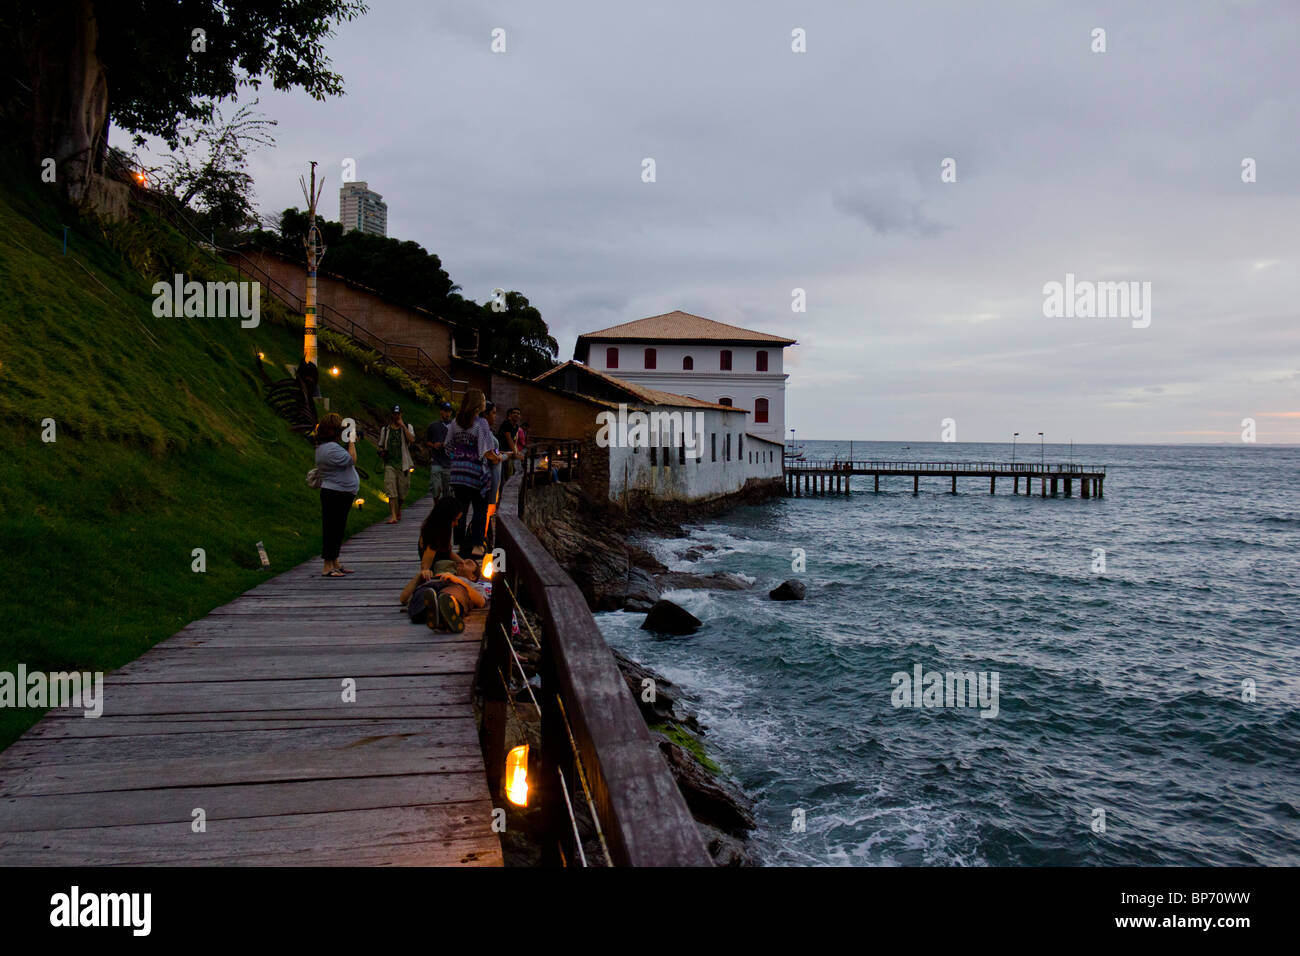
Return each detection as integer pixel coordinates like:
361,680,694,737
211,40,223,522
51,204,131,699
480,478,711,866
516,439,582,518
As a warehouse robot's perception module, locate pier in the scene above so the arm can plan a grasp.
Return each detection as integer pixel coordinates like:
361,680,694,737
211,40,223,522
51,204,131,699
784,460,1106,498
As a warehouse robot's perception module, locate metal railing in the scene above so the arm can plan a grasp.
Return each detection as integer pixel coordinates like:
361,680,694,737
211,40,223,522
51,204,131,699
480,478,711,866
787,459,1106,475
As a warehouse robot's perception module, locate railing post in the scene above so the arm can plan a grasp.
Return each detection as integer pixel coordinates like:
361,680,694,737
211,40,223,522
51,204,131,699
479,560,514,802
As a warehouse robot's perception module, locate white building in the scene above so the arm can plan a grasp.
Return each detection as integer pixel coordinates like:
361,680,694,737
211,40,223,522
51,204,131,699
573,311,796,444
339,181,388,237
536,361,784,503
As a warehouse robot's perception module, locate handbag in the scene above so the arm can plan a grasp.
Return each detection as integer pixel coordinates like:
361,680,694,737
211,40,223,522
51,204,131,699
306,467,322,489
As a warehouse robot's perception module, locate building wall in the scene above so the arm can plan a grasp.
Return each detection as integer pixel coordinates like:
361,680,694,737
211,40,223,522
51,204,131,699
235,250,454,378
604,406,783,503
339,182,388,237
587,342,788,444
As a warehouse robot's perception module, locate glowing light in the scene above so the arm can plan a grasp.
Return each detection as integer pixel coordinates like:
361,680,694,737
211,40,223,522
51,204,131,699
134,170,146,185
353,498,365,509
329,366,340,377
257,351,265,361
481,552,494,580
505,744,529,806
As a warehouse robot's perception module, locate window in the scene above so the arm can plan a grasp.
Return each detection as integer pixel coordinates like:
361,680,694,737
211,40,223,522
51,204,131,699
650,446,657,465
720,349,732,371
644,347,656,370
664,446,671,468
756,350,768,372
606,347,619,369
738,434,744,459
679,444,686,465
718,397,733,407
725,434,731,461
683,355,694,370
754,398,769,424
711,433,717,462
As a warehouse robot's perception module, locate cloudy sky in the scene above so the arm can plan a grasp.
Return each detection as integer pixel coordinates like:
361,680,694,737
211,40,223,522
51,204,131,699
148,0,1300,442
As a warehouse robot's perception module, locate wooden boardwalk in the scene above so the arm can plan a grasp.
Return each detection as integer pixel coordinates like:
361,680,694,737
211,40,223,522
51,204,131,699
0,496,502,866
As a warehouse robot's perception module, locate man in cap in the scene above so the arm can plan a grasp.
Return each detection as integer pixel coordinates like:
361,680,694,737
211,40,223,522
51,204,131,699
424,401,454,501
379,405,415,523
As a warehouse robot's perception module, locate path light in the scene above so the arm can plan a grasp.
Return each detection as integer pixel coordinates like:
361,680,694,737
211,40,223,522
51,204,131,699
481,552,495,580
329,366,340,377
257,351,265,361
353,498,365,509
505,744,529,806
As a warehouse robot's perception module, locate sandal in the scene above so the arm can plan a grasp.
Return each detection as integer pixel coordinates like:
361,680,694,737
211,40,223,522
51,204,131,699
339,567,356,574
322,568,346,577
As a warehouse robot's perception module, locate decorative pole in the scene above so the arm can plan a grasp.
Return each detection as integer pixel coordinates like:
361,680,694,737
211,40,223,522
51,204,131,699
299,161,326,367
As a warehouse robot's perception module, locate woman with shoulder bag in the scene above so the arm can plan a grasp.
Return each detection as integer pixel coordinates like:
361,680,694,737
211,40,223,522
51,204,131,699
445,388,502,559
314,412,359,577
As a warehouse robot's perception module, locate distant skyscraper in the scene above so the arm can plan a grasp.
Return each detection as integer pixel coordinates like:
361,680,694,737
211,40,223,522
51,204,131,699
339,181,388,237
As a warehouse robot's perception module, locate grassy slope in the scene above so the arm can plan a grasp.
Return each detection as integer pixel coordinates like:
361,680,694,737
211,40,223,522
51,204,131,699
0,165,437,749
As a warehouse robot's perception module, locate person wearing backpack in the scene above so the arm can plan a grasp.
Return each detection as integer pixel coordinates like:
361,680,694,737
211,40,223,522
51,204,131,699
379,405,415,524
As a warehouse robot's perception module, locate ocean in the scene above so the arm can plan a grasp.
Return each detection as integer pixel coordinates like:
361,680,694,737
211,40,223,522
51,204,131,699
595,441,1300,866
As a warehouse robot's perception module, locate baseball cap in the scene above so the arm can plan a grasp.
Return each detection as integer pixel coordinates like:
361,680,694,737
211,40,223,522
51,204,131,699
391,405,401,414
438,401,453,410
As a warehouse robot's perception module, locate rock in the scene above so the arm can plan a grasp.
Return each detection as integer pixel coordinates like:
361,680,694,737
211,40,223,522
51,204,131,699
698,822,758,867
657,738,757,837
641,599,702,635
769,578,806,601
612,649,702,732
623,566,660,612
626,544,668,574
655,571,751,592
681,544,718,562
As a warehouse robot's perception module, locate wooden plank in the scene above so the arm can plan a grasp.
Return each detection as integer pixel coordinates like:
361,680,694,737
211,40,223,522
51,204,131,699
0,773,487,831
0,805,502,866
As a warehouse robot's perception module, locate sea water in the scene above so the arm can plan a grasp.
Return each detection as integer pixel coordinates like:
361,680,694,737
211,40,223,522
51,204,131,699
595,441,1300,865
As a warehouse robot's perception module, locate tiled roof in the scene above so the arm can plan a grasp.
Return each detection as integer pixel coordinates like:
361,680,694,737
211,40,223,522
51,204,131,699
576,311,797,346
536,361,748,413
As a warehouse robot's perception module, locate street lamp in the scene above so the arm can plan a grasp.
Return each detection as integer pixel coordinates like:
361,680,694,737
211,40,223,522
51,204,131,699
1012,432,1019,464
1038,432,1045,471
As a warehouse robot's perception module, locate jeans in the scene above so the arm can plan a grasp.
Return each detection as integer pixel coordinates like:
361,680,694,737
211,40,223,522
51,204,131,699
320,488,354,560
452,484,487,557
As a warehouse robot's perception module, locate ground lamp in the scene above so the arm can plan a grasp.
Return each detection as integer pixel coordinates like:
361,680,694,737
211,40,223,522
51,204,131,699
505,744,529,806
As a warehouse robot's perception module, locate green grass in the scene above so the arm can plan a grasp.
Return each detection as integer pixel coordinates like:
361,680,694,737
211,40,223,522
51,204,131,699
0,159,441,749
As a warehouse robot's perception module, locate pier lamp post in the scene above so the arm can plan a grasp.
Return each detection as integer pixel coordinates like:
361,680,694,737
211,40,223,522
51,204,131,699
1038,432,1044,470
1012,432,1019,464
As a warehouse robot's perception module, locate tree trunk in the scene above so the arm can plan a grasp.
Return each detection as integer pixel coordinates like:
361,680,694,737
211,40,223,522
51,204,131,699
33,0,109,203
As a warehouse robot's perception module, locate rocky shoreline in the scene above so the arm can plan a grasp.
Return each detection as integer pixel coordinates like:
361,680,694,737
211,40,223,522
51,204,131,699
523,480,782,866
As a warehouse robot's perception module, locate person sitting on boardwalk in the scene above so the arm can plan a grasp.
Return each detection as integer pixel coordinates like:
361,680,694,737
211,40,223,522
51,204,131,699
379,405,416,524
314,412,358,578
446,388,502,559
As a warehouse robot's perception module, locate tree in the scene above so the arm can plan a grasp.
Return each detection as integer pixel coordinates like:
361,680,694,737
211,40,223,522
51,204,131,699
153,101,276,235
7,0,367,202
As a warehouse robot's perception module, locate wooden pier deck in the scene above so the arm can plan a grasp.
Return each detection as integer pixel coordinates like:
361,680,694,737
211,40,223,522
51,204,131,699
0,496,502,866
785,460,1107,498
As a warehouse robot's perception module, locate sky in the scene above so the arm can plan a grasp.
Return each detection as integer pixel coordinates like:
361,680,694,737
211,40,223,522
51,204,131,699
135,0,1299,443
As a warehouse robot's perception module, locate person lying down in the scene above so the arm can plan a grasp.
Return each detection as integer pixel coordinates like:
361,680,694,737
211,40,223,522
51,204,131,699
400,498,487,632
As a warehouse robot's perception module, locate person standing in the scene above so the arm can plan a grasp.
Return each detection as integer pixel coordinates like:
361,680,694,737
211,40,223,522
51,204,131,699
425,401,454,501
315,412,359,578
497,406,523,481
379,405,415,524
446,388,501,558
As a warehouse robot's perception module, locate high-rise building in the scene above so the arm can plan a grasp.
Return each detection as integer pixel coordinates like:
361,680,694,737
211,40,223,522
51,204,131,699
339,181,388,237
